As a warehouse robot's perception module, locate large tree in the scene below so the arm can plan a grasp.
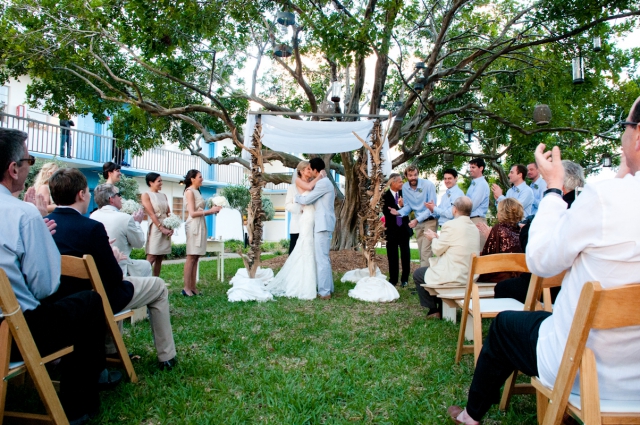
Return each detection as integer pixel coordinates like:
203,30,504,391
1,0,639,248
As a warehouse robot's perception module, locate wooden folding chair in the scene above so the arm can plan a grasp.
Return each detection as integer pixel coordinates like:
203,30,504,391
0,268,73,425
455,253,530,365
499,270,566,411
532,281,640,425
60,255,138,383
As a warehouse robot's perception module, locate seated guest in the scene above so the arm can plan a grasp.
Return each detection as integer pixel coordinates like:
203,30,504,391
475,198,524,283
412,197,480,318
494,160,585,303
90,183,152,277
0,129,111,425
447,98,640,424
47,168,178,370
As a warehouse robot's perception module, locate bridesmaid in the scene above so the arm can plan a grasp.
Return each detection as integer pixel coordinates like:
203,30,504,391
141,172,173,276
33,162,59,213
182,169,221,296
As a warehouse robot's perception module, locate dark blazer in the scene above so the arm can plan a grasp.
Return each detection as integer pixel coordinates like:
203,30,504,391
382,189,413,240
47,207,134,313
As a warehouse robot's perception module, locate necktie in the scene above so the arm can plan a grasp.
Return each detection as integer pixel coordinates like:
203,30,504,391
395,193,402,226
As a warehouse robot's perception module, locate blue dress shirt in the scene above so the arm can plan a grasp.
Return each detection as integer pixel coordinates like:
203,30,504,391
529,177,547,215
496,181,535,216
433,185,465,226
0,185,61,312
466,176,490,218
396,178,437,222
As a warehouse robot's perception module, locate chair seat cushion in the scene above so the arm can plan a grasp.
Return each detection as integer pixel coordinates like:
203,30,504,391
568,393,640,413
114,309,132,319
468,298,524,314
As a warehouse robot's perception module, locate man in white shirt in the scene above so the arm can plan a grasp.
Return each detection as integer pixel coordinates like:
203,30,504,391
491,164,534,216
448,98,640,424
90,183,152,277
527,162,547,215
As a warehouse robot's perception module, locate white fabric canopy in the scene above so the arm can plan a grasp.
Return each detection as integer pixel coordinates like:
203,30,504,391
243,114,392,177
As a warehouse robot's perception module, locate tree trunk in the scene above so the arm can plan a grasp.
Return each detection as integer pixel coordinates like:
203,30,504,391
242,120,265,278
331,151,361,250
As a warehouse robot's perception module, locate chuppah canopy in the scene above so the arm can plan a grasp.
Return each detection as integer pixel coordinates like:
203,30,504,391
242,113,392,176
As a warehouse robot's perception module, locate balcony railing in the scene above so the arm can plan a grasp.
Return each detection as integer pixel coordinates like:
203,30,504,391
1,112,290,190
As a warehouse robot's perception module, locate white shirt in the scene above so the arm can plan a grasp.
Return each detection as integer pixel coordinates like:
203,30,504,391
527,172,640,401
284,182,302,234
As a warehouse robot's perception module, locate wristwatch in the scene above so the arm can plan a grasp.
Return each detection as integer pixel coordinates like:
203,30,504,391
543,188,563,197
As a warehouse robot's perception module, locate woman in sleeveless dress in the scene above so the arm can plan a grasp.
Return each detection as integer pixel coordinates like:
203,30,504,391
33,162,58,213
183,169,222,296
141,172,173,276
267,161,326,300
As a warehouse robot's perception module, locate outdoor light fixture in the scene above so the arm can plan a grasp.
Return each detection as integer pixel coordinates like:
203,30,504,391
393,101,403,110
330,81,342,102
274,44,293,58
602,154,612,167
443,153,454,164
415,61,426,70
463,117,473,134
414,78,425,92
593,36,602,52
276,10,295,26
572,57,584,84
533,104,552,126
466,132,473,144
496,156,502,164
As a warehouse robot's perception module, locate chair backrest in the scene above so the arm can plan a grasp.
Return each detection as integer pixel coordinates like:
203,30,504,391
60,255,111,314
523,270,566,312
542,281,640,423
462,253,529,307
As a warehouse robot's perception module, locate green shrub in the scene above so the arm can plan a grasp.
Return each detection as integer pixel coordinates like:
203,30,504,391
279,239,290,250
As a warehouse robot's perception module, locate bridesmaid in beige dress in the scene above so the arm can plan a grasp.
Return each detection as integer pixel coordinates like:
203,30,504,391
141,172,174,277
182,169,221,296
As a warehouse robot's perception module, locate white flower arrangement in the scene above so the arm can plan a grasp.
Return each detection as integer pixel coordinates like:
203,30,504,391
162,214,183,230
120,199,142,215
206,195,230,209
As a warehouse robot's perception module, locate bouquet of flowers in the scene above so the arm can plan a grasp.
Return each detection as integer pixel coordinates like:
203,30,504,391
162,215,183,239
120,199,142,215
206,195,230,209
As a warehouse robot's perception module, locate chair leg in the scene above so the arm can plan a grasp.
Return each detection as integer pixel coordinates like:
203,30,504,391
0,322,11,425
536,390,548,425
109,319,138,384
500,370,518,411
455,306,469,364
473,312,483,366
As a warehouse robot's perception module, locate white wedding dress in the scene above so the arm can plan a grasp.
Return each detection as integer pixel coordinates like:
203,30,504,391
266,189,317,300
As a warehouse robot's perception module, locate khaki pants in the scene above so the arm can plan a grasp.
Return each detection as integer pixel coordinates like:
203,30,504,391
471,216,488,252
107,276,176,362
415,219,439,267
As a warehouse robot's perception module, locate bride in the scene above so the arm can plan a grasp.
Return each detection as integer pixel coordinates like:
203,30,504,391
267,160,326,299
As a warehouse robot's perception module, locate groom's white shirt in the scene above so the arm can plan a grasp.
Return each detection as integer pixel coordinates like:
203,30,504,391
295,177,336,232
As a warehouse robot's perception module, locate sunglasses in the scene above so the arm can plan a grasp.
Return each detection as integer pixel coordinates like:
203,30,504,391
110,193,122,198
18,155,36,166
619,120,638,131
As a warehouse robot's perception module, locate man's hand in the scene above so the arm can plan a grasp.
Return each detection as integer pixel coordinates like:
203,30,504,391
43,218,56,235
320,170,327,178
425,229,438,240
616,153,631,178
397,196,404,208
491,183,503,199
534,143,564,190
424,201,435,212
388,207,399,216
408,219,418,229
112,246,128,262
133,209,144,223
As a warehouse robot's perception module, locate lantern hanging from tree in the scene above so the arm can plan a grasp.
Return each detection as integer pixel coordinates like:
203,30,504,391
572,57,584,84
533,104,552,126
602,154,612,167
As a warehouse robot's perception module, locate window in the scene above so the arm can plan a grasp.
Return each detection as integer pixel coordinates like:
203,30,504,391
0,86,8,114
173,196,186,220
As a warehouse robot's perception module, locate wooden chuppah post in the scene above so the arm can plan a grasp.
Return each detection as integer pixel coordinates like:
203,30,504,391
242,115,267,279
352,120,386,277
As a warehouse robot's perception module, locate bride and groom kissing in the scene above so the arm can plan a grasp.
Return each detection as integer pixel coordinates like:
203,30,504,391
267,158,336,300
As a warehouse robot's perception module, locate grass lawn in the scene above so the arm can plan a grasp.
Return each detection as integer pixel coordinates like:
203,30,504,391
376,247,421,261
9,256,538,424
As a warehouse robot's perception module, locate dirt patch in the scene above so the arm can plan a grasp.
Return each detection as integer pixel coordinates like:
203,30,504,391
261,249,421,275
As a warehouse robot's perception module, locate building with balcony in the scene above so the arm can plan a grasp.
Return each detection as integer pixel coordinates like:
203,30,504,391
1,77,294,243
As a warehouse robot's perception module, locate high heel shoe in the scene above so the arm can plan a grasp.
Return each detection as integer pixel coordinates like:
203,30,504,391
181,290,194,297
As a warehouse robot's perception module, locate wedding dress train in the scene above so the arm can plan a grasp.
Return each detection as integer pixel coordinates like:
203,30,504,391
266,191,317,300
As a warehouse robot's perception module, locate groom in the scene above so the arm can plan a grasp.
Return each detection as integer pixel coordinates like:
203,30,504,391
295,158,336,300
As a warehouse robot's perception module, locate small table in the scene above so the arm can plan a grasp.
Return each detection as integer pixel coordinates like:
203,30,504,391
196,239,225,283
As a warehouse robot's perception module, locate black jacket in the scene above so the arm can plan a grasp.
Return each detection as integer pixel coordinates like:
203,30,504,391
382,189,413,240
47,207,134,313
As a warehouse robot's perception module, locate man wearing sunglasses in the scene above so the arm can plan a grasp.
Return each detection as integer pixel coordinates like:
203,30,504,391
0,128,109,424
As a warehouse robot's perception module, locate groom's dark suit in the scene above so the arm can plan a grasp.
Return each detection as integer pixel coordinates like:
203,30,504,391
383,188,413,285
46,207,134,313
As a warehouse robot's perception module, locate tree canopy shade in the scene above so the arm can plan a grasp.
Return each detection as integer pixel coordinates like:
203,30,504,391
1,0,639,247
